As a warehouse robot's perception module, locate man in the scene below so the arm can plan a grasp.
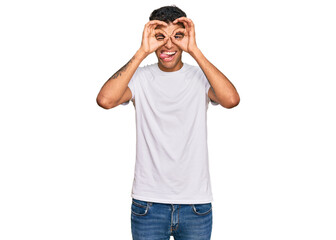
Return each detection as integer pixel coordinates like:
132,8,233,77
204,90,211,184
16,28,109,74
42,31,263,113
96,5,239,240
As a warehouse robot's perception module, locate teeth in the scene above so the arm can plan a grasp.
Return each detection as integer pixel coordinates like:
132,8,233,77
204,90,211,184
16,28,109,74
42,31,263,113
163,52,176,55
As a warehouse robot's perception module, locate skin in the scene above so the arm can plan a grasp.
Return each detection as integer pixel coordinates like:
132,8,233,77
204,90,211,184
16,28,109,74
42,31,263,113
154,23,184,72
96,17,240,109
171,17,240,108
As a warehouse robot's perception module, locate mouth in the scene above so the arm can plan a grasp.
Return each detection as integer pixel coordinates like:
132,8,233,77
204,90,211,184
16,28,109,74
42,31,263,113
159,51,177,62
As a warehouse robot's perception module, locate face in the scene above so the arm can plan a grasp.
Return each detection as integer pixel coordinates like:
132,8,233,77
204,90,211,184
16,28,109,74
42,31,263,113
154,23,184,72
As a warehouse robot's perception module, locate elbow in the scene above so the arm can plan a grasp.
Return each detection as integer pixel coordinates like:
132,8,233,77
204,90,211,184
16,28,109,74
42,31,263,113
96,96,116,109
222,94,240,109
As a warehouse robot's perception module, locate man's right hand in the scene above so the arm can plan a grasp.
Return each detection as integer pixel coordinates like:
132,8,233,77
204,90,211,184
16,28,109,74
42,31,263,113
140,20,169,55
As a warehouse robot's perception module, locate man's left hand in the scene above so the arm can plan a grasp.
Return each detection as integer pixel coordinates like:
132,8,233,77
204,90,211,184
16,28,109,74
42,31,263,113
171,17,198,54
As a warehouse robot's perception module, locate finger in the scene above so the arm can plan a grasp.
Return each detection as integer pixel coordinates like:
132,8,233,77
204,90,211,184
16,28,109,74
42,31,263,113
174,18,188,28
154,29,168,36
146,20,168,28
149,24,168,33
170,36,177,45
170,34,183,48
173,17,191,25
170,28,185,45
173,20,190,33
171,28,187,37
161,36,169,45
144,20,167,34
188,19,195,33
173,17,193,30
153,29,168,38
156,35,169,49
153,29,168,41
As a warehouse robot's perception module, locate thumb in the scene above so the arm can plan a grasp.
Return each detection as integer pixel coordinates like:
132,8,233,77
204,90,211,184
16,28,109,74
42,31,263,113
170,35,176,44
170,28,185,44
158,36,169,47
170,35,181,47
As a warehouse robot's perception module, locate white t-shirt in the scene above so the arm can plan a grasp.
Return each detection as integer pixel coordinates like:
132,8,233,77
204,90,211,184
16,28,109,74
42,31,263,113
122,63,219,204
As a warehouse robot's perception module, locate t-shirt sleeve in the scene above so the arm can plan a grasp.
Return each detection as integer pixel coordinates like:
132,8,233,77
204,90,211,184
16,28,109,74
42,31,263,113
202,70,219,106
121,67,139,106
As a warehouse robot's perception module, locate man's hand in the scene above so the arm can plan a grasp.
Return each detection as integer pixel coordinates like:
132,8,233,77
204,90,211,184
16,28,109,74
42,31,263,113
171,17,198,54
140,20,169,55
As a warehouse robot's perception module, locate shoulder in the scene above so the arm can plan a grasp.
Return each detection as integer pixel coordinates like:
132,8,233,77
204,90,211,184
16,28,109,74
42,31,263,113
131,64,157,83
183,63,199,71
184,63,203,76
136,63,157,76
138,63,157,72
131,64,153,78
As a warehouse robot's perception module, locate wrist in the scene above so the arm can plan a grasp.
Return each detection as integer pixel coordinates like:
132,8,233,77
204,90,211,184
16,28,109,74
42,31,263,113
189,46,201,58
136,47,149,60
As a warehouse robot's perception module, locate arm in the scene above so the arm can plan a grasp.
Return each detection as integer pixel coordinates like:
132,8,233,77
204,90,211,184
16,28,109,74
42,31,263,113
172,17,240,109
96,50,145,109
191,48,240,108
96,20,169,109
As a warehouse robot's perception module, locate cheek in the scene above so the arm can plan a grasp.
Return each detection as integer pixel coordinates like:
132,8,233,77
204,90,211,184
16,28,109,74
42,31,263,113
176,50,183,57
174,45,182,52
154,50,160,58
155,46,163,55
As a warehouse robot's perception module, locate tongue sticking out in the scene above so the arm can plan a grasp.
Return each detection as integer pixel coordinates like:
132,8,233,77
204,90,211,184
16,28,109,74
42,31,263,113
160,53,170,58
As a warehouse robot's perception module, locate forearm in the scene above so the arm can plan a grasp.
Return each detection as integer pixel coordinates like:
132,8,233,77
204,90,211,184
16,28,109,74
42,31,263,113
96,48,147,108
190,48,240,108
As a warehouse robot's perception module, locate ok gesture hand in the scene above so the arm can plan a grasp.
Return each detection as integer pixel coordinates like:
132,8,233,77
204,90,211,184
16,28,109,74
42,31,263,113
171,17,198,54
140,20,169,55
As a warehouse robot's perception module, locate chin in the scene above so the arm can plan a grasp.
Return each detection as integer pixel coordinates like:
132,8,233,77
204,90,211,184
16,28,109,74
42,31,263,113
159,61,180,71
157,54,183,72
161,61,177,68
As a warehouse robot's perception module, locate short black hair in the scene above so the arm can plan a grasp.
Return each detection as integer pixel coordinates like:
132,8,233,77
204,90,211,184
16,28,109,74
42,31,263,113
149,5,187,24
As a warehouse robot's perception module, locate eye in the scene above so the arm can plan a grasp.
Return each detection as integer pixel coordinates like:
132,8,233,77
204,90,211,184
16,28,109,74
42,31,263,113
174,33,184,39
155,34,165,41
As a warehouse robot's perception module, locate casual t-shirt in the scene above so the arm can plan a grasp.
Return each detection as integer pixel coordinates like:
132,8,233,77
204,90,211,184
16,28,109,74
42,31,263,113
122,63,219,204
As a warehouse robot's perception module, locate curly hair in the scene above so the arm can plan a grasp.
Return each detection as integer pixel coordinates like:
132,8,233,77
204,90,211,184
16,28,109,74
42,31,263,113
149,5,187,23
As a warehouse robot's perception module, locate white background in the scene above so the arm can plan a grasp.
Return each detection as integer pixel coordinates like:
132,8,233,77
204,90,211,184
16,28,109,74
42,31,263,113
1,0,335,239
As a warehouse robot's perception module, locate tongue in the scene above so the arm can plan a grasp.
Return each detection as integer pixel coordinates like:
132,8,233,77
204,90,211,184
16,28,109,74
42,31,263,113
160,53,171,58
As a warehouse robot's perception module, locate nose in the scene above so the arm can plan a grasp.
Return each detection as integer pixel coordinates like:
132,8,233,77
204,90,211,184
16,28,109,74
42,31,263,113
164,37,173,49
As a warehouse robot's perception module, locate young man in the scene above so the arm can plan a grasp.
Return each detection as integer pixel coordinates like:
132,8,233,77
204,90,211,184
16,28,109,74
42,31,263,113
96,5,239,240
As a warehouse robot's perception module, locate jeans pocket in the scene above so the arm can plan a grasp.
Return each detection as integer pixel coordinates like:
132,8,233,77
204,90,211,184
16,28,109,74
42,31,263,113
191,203,212,216
131,198,150,216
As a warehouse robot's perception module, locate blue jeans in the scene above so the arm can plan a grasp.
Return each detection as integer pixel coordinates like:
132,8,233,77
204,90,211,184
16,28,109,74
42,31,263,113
131,198,212,240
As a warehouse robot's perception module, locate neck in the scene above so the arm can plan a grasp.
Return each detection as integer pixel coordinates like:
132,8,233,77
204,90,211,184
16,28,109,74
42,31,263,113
158,61,184,72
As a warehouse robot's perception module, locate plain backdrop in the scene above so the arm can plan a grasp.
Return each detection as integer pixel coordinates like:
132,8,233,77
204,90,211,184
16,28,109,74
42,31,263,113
0,0,335,239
